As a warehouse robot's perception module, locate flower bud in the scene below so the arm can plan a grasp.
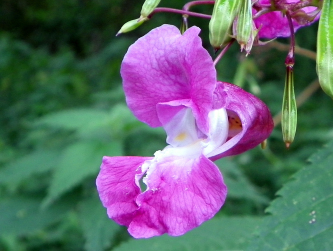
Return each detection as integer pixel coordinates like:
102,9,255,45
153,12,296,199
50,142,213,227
209,0,241,50
281,67,297,147
235,0,253,50
140,0,161,18
316,0,333,99
116,18,147,36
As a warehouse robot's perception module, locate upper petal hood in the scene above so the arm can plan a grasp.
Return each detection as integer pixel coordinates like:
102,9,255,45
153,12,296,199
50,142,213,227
121,24,216,132
210,82,274,160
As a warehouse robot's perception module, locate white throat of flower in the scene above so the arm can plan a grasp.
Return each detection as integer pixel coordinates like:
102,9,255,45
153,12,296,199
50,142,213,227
139,107,229,192
162,107,229,159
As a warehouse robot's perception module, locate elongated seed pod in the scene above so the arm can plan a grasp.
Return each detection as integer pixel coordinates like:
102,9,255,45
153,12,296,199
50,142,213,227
282,67,297,147
316,0,333,99
236,0,253,49
140,0,161,18
209,0,241,50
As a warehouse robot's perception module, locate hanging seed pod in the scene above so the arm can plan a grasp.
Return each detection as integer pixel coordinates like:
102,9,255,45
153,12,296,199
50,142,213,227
140,0,161,18
235,0,253,50
316,0,333,99
209,0,241,50
281,67,297,147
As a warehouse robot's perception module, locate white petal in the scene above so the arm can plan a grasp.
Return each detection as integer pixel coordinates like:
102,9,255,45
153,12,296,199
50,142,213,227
203,108,229,157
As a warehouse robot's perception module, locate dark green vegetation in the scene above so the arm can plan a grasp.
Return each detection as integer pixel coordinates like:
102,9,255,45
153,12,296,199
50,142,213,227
1,1,332,250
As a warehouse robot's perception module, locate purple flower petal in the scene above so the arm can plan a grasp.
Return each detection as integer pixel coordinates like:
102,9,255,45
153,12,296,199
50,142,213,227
210,82,274,160
121,24,216,132
254,0,320,39
128,154,227,238
96,156,152,226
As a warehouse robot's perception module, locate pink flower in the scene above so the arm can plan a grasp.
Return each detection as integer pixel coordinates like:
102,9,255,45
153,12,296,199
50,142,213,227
96,25,273,238
254,0,320,39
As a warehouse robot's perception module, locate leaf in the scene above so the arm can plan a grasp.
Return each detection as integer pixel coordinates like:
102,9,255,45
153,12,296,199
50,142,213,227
34,105,140,140
246,140,333,250
113,216,261,251
78,194,121,251
35,108,110,131
216,158,268,204
43,140,122,207
0,150,59,188
0,195,72,236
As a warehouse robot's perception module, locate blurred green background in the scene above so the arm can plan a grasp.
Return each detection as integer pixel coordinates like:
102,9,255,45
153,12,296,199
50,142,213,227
0,0,331,250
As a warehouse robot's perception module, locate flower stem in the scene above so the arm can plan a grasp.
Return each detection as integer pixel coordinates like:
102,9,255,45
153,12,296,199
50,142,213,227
285,12,295,69
213,39,235,67
267,41,316,61
148,7,211,20
253,0,321,19
182,1,215,30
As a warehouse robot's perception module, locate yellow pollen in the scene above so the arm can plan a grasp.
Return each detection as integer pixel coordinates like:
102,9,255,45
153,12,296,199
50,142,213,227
175,132,187,141
228,115,242,130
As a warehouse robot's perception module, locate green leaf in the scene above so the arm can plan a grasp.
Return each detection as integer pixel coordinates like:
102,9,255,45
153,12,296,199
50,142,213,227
247,140,333,250
216,158,268,204
35,109,110,131
0,195,72,236
34,105,139,140
43,140,122,207
0,150,59,188
113,216,261,251
78,194,121,251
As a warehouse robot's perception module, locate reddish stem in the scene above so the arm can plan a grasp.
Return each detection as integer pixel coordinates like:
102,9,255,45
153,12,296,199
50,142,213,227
285,11,295,68
148,7,211,20
253,0,320,20
213,39,235,67
182,1,215,30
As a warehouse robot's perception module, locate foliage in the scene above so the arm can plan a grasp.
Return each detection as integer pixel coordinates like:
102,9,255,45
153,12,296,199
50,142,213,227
0,0,332,250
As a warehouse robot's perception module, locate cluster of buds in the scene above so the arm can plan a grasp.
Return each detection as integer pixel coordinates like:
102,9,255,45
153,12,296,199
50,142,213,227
209,0,260,55
117,0,161,35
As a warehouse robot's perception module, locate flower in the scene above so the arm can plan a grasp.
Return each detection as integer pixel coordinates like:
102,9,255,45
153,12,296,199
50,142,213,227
254,0,321,39
96,25,273,238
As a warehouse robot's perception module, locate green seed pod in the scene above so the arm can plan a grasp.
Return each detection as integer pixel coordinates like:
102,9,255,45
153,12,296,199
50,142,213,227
316,0,333,99
209,0,241,50
281,67,297,147
236,0,253,49
116,18,147,36
140,0,161,18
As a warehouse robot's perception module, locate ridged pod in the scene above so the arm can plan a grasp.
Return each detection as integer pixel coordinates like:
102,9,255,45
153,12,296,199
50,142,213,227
281,67,297,147
140,0,161,18
236,0,253,50
209,0,241,50
316,0,333,99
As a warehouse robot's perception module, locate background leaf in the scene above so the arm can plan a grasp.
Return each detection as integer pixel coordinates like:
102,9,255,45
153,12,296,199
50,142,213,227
246,140,333,250
0,150,59,188
0,195,72,236
43,140,122,207
35,109,110,131
113,216,261,251
216,158,268,204
78,195,121,251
